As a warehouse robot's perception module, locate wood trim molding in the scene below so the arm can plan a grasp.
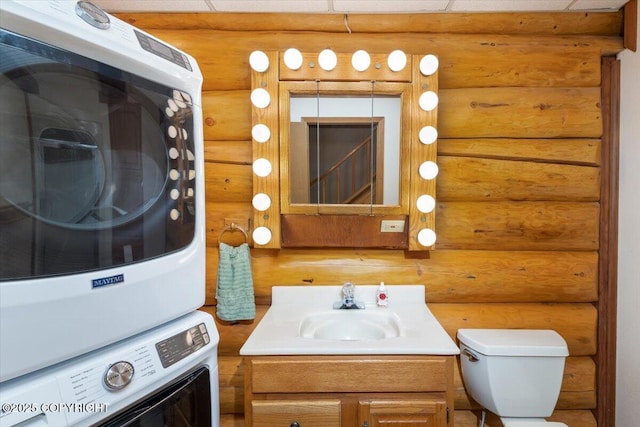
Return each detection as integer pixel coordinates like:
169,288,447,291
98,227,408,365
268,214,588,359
624,0,638,52
597,56,620,427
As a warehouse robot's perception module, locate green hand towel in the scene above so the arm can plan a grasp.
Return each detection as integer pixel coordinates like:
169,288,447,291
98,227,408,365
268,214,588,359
216,242,256,322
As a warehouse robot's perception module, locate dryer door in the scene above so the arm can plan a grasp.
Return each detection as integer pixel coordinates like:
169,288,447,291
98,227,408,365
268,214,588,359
0,28,198,279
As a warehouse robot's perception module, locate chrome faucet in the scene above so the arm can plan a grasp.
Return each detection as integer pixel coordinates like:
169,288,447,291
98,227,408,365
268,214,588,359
333,282,365,309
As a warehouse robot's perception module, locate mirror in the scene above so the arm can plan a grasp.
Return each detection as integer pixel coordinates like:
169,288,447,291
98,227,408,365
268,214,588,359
249,50,438,250
281,81,411,215
289,96,399,206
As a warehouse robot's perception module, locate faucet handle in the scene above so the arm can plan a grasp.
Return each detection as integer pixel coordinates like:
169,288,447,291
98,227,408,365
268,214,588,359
342,282,355,298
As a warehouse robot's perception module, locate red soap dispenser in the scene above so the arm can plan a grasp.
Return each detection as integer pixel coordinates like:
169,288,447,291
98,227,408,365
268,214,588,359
376,281,388,307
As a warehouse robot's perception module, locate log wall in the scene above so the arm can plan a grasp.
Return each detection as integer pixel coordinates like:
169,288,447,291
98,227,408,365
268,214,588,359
116,11,626,427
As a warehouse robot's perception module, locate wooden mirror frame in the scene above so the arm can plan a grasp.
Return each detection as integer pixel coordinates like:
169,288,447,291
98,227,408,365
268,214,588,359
250,51,438,251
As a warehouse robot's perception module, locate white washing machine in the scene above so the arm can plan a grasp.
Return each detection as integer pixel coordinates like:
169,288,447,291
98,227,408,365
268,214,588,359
0,310,220,426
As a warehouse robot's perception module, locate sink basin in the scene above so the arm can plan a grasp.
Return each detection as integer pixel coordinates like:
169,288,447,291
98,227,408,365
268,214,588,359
299,310,403,341
239,285,461,356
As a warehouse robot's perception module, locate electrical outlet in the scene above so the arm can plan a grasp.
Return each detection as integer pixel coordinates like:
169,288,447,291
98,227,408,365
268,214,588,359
380,220,405,233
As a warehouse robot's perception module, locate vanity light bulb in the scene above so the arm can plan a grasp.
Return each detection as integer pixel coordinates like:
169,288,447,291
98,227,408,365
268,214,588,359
419,91,439,112
419,126,438,145
249,50,269,72
253,226,272,245
419,161,439,180
251,124,271,143
250,88,271,109
419,54,439,76
416,195,436,213
387,50,407,72
252,158,272,177
351,50,370,72
417,228,437,247
252,193,271,211
318,48,337,71
284,48,303,70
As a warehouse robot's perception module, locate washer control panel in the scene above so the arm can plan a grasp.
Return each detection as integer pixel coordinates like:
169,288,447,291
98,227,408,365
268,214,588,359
155,322,210,368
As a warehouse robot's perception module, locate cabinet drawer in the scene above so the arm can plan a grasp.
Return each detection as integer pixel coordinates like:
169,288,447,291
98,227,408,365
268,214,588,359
252,399,341,427
249,356,450,393
359,398,448,427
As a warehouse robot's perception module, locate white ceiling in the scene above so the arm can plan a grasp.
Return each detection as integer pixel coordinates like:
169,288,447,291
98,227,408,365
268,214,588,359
92,0,629,13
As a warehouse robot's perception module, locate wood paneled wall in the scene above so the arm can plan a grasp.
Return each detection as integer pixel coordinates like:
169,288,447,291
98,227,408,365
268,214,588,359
117,11,625,427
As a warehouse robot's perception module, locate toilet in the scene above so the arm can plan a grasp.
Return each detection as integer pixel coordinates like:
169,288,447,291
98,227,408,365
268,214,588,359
457,329,570,427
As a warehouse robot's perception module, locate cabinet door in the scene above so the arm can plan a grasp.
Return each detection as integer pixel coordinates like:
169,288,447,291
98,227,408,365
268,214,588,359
358,398,447,427
252,399,341,427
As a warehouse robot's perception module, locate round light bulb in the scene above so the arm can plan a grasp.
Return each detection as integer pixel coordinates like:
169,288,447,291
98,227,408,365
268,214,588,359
283,48,303,70
249,50,269,72
419,91,439,111
417,228,437,247
252,193,272,211
419,161,439,180
419,54,439,76
387,50,407,72
351,50,370,72
318,49,337,71
419,126,438,145
416,195,436,213
252,158,272,177
251,124,271,143
253,226,272,245
250,88,270,109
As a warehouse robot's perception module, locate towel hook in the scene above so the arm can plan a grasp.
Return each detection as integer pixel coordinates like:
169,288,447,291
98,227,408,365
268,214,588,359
218,222,248,244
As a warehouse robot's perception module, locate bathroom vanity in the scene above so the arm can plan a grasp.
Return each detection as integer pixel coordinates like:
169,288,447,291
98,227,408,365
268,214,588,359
240,285,459,427
244,354,453,426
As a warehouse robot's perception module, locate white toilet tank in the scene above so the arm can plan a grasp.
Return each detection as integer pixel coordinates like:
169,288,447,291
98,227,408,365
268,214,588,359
457,329,569,418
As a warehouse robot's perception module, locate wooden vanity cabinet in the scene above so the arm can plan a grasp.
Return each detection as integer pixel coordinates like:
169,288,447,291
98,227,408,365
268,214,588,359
244,355,454,427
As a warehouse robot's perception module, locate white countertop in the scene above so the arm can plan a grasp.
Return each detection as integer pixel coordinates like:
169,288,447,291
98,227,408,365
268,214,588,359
240,285,460,356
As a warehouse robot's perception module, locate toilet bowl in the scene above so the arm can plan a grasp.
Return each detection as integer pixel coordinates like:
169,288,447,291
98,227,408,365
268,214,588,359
501,420,567,427
500,418,569,427
457,329,569,427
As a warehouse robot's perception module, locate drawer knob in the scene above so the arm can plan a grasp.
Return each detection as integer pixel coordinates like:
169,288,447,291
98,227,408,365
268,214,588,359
290,422,300,427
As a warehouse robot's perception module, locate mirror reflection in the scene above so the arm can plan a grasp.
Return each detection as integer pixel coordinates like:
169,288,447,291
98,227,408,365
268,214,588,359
289,95,401,206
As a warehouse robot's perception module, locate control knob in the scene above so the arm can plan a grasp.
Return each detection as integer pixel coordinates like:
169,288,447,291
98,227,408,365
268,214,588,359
104,361,134,390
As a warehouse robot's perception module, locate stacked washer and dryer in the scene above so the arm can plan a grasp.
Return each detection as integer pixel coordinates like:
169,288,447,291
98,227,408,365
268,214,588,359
0,1,220,425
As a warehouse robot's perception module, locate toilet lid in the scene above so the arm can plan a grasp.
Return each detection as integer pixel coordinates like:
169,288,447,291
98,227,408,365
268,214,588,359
457,329,569,357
